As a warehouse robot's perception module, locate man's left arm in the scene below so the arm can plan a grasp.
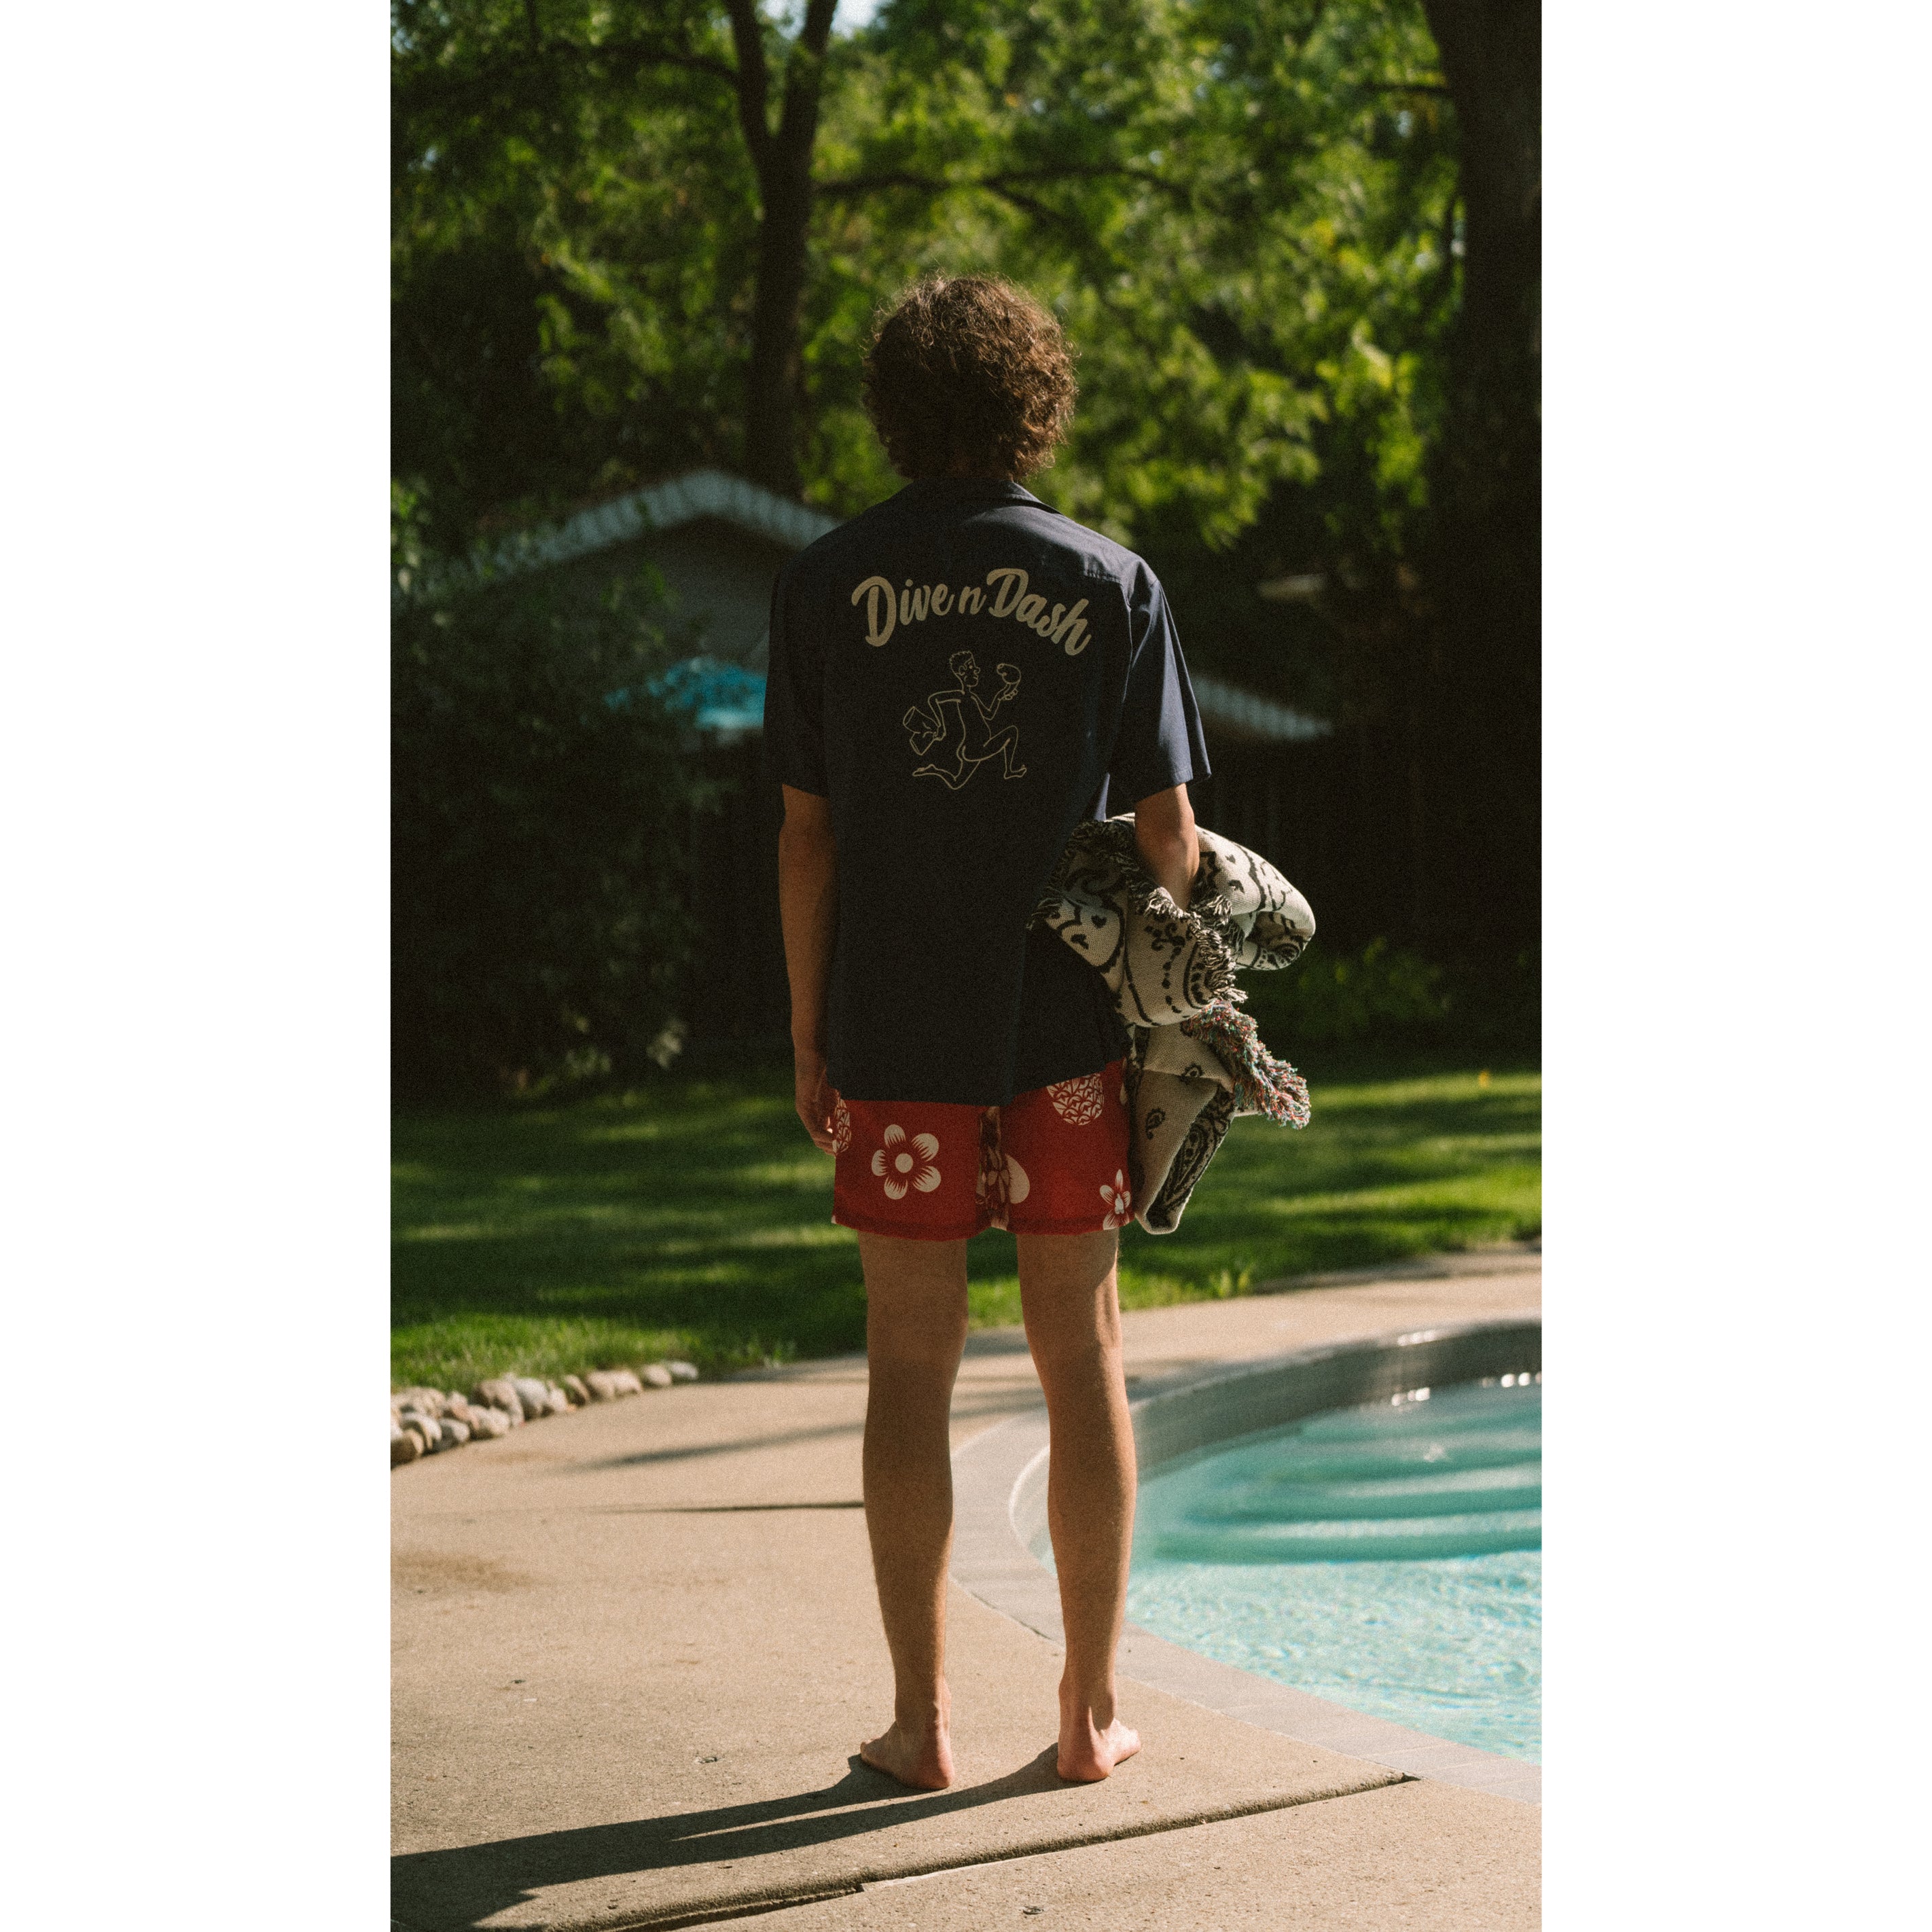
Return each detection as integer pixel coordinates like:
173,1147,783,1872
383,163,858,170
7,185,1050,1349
1113,566,1209,906
1133,783,1199,911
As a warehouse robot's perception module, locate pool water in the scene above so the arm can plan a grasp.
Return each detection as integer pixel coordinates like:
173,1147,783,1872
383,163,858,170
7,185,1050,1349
1117,1376,1540,1761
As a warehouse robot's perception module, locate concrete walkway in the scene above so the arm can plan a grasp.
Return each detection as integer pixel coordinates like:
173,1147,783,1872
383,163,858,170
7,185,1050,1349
393,1253,1541,1931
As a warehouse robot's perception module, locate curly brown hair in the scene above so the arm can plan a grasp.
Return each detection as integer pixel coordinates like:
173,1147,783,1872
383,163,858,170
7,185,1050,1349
862,276,1077,482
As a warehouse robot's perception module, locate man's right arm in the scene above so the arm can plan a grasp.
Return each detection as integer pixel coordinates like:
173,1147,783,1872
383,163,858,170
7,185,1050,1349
777,785,839,1151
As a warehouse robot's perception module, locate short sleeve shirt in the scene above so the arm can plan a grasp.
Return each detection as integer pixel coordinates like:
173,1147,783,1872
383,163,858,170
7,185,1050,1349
764,477,1210,1106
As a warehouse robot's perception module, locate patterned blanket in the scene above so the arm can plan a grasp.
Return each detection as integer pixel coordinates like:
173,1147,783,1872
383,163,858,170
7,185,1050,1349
1031,817,1317,1233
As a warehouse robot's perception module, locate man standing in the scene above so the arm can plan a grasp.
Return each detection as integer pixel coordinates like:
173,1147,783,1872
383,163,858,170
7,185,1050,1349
764,276,1206,1789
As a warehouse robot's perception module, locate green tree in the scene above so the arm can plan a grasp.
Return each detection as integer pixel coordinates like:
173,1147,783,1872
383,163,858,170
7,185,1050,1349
395,0,1460,554
393,0,864,504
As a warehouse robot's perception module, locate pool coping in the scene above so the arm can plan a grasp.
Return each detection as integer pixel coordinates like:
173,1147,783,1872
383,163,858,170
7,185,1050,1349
950,1318,1543,1807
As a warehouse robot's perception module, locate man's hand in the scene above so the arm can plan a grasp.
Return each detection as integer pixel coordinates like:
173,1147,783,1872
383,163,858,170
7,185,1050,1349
794,1045,837,1154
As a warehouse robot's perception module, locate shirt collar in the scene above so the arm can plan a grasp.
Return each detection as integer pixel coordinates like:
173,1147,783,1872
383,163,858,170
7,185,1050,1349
895,476,1048,511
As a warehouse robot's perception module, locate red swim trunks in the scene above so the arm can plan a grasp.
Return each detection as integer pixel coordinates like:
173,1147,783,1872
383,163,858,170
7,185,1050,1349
831,1059,1134,1241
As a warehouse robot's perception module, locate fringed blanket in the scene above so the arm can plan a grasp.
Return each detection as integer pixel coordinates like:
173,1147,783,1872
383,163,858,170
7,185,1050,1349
1032,817,1316,1233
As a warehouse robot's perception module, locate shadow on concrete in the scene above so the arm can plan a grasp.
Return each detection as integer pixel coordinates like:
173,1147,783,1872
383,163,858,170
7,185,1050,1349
607,1501,864,1514
573,1391,1040,1474
573,1420,866,1472
392,1749,1075,1930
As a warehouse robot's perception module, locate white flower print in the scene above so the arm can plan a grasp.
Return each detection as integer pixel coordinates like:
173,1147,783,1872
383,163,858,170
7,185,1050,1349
872,1124,942,1200
831,1098,852,1154
1099,1169,1133,1230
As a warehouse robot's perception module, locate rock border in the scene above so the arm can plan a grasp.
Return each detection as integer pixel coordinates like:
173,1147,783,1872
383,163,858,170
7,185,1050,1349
391,1361,698,1467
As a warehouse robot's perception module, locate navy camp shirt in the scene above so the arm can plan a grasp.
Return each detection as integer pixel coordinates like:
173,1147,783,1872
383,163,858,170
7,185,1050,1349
763,477,1210,1106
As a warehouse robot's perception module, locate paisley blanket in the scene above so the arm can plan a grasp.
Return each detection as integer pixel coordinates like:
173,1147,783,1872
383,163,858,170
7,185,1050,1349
1032,817,1316,1233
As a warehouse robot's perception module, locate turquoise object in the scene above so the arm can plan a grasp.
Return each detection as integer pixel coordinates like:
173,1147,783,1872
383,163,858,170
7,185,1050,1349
607,656,768,736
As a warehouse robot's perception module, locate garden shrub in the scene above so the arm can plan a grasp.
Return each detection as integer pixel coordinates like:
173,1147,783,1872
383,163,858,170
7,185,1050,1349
1241,937,1540,1054
1241,937,1454,1049
392,565,708,1099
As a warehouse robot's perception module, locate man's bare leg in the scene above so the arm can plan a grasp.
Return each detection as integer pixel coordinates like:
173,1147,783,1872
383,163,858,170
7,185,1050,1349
856,1230,969,1789
1018,1229,1142,1782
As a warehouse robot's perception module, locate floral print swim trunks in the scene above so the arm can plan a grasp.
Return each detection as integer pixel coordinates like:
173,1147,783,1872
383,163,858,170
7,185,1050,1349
831,1060,1134,1240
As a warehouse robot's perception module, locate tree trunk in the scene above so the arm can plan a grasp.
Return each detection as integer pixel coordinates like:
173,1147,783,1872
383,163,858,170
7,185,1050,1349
1418,0,1541,956
1424,0,1541,543
743,160,812,496
726,0,837,499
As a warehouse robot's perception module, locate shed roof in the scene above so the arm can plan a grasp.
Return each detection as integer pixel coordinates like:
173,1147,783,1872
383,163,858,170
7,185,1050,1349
396,468,838,607
399,467,1330,745
1189,673,1330,745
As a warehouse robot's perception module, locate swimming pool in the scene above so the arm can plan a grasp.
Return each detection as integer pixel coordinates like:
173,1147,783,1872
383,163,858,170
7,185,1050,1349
956,1318,1543,1798
1122,1377,1541,1761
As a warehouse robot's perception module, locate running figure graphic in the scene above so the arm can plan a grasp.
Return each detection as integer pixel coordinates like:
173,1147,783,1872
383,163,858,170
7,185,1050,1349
903,650,1026,789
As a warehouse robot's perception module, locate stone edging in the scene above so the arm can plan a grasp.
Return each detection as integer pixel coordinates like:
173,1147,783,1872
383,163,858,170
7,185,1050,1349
950,1319,1543,1806
391,1362,698,1467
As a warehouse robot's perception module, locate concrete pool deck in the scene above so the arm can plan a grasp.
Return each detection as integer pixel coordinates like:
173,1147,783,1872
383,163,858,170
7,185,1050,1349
393,1249,1541,1931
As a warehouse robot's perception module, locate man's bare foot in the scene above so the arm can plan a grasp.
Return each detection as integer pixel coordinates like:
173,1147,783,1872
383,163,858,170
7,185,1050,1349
1058,1698,1141,1782
860,1715,954,1790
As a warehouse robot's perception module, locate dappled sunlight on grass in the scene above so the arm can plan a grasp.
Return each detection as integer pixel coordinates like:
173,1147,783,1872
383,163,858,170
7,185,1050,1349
392,1060,1539,1389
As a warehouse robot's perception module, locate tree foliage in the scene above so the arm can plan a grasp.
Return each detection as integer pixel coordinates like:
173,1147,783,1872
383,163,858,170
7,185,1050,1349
395,0,1459,560
393,0,1539,960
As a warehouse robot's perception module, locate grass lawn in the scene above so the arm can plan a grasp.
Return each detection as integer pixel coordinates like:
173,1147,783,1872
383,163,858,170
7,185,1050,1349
393,1053,1540,1392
